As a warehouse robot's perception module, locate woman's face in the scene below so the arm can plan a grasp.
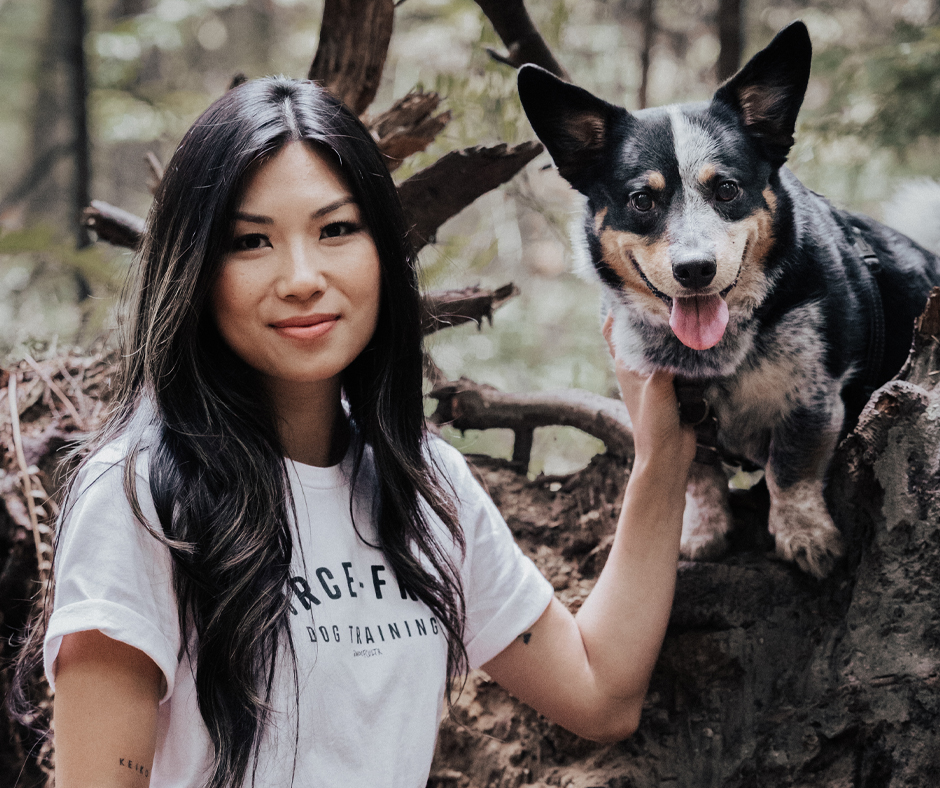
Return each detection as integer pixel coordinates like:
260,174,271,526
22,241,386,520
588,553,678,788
212,142,381,403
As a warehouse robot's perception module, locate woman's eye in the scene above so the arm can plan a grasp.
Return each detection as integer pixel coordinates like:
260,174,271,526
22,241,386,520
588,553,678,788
630,192,654,212
715,181,740,202
231,233,270,251
321,221,359,239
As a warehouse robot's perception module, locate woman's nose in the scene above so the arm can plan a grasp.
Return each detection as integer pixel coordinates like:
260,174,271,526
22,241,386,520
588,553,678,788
276,241,327,300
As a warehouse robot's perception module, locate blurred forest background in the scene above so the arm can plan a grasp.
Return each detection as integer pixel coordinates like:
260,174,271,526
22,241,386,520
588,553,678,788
2,0,940,474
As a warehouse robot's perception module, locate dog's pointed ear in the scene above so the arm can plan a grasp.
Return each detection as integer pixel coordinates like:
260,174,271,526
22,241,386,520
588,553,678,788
713,21,812,167
518,65,623,188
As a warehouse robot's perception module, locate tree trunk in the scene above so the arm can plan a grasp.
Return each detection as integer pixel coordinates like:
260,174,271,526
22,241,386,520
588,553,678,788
308,0,395,115
61,0,92,248
15,0,92,246
716,0,743,83
638,0,656,109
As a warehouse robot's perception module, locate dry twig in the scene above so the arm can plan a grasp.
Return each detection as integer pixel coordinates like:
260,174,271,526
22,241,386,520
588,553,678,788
7,374,48,580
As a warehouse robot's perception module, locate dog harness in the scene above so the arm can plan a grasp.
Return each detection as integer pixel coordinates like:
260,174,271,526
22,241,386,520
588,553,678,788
852,225,886,401
674,376,722,466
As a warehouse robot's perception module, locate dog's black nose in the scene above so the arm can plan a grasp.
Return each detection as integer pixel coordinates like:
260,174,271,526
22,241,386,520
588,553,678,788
672,259,717,289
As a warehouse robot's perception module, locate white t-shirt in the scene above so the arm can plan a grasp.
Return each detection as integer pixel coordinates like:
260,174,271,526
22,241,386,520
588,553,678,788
44,435,553,788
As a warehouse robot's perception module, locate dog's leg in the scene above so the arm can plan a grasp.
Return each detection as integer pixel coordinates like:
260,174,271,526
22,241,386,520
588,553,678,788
765,404,845,578
680,461,731,560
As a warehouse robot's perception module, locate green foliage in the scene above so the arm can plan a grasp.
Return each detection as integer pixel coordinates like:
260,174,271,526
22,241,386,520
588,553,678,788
864,25,940,151
0,226,128,359
0,0,45,189
807,23,940,152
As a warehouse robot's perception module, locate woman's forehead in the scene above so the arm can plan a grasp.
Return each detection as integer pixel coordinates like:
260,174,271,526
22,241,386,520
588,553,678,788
236,141,354,211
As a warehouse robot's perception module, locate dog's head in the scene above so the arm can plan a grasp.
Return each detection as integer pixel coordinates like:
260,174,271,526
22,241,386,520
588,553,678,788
518,22,812,352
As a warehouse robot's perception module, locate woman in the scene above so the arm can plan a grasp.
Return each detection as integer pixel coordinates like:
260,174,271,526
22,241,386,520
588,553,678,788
17,77,695,788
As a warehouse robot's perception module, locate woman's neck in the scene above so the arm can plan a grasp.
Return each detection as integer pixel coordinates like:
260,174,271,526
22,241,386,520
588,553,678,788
265,376,348,467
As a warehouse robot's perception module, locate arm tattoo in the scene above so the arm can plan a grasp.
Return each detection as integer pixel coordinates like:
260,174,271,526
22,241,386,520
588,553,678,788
118,757,151,780
519,632,532,645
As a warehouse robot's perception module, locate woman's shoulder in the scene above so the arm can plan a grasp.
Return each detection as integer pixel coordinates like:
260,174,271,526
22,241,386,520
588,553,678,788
68,419,161,512
80,430,155,479
423,432,474,485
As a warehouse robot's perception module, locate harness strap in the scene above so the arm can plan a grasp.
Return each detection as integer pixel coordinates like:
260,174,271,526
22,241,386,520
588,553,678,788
674,376,722,466
852,225,885,399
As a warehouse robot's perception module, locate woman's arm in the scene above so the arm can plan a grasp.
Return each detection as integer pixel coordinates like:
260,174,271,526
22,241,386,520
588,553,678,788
482,317,696,742
54,630,163,788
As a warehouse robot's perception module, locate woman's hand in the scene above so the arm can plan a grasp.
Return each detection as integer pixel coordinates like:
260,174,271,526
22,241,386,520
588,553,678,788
602,313,697,478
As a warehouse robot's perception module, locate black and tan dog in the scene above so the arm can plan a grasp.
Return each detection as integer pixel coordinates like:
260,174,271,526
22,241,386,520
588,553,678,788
518,22,940,577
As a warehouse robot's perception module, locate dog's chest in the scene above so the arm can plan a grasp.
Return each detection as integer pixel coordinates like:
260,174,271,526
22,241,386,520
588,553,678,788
703,317,828,464
705,369,792,464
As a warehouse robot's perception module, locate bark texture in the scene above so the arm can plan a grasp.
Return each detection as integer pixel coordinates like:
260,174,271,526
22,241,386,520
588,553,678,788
427,291,940,787
398,142,544,251
307,0,395,115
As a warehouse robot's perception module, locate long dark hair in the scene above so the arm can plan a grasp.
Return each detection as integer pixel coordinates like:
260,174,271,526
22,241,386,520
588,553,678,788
13,77,467,788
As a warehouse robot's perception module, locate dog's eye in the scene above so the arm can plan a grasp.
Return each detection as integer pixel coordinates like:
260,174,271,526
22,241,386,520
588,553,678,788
630,192,654,212
716,181,739,202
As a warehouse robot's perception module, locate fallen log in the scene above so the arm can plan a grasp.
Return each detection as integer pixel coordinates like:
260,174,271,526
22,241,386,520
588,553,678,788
430,376,633,464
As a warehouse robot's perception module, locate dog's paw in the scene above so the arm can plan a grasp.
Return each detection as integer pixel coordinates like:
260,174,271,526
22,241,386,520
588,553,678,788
680,528,728,561
768,484,844,578
773,521,844,578
680,465,732,561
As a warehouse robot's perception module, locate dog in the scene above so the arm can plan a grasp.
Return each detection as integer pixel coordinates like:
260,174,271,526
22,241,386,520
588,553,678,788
517,21,940,578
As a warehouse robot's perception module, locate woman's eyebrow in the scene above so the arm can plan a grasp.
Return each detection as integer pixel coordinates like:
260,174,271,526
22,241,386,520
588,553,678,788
233,196,357,225
312,196,356,217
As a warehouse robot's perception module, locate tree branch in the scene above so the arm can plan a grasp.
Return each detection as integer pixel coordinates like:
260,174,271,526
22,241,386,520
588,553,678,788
308,0,395,115
367,90,451,172
473,0,568,78
896,286,940,388
397,141,543,251
429,377,634,463
421,283,519,335
145,151,164,194
81,200,145,249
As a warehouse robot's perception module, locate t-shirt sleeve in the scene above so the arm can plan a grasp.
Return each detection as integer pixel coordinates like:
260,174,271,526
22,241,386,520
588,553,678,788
43,449,181,703
429,439,555,670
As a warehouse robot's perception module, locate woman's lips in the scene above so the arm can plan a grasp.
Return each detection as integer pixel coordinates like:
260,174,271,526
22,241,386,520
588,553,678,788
271,314,339,340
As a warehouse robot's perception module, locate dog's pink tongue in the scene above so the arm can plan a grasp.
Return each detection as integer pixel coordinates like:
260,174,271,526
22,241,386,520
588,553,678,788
669,295,729,350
